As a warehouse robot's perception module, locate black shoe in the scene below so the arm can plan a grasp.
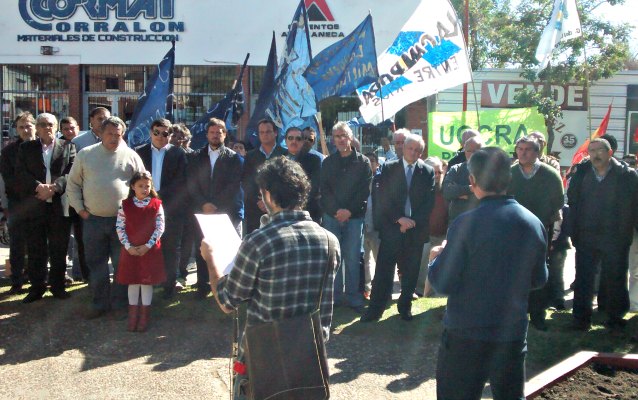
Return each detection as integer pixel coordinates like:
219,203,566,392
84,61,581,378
8,284,24,295
531,319,548,331
22,291,44,304
195,288,210,300
605,318,627,330
571,318,591,331
397,304,413,321
360,308,383,323
51,289,71,300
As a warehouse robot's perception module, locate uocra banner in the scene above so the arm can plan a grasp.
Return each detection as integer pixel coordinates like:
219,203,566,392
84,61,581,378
428,108,546,160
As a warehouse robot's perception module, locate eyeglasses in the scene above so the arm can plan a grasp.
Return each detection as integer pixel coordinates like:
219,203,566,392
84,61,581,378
286,136,304,142
153,129,170,138
37,122,55,128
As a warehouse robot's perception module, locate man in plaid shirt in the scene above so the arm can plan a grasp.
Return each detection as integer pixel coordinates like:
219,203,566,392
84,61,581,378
201,156,340,398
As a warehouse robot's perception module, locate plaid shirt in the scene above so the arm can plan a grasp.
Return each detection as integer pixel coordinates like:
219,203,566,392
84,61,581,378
217,210,340,342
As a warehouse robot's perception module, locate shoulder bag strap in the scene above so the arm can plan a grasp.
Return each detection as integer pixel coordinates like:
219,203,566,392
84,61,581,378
314,230,334,313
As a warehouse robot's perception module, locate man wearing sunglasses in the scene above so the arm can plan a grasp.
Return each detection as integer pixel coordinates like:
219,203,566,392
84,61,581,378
302,126,325,161
285,127,322,223
135,119,187,299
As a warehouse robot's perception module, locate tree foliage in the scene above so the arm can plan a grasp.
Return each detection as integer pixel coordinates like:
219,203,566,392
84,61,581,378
449,0,633,151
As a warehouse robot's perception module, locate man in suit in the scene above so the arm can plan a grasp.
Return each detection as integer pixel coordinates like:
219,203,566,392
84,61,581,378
0,112,37,294
136,118,187,299
242,119,287,234
60,116,89,282
16,113,76,303
188,118,243,299
72,107,110,152
361,132,435,322
285,127,322,222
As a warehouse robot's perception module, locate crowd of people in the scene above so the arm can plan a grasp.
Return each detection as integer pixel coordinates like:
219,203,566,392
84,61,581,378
2,108,638,398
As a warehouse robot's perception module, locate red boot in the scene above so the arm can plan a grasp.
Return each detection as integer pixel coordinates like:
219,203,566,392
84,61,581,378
127,305,139,332
137,305,150,332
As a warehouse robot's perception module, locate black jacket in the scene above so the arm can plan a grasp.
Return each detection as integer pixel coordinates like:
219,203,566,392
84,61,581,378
188,145,244,224
320,149,371,219
136,143,187,216
16,138,75,218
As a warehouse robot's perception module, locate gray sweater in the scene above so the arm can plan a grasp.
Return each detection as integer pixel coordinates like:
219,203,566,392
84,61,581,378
67,142,145,217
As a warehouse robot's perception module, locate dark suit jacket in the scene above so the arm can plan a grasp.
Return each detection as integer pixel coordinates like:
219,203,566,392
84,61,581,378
16,138,75,218
0,138,26,204
294,150,322,222
241,145,287,233
376,158,435,244
188,145,244,224
136,143,187,216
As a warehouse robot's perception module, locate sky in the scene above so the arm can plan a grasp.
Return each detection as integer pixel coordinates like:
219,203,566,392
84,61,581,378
590,1,638,55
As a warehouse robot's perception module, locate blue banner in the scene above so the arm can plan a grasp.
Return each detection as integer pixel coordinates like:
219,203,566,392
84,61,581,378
246,32,278,149
190,54,249,150
304,14,378,102
265,0,317,136
127,43,175,148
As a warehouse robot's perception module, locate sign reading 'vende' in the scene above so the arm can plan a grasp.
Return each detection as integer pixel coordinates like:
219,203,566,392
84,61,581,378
481,81,587,111
428,108,546,160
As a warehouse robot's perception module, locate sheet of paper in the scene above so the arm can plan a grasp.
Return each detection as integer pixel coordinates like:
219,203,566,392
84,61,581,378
194,213,241,275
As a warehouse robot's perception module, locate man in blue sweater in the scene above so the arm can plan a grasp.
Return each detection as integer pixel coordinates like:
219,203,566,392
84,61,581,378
429,147,548,400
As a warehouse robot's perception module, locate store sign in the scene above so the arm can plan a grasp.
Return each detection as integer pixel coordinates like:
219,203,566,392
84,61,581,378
428,108,546,160
17,0,183,42
480,81,587,111
282,0,345,39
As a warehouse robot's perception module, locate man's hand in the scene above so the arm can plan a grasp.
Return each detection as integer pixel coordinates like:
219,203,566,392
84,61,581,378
200,238,214,266
78,210,90,220
397,217,416,233
429,240,447,262
127,247,139,256
202,203,217,214
35,184,55,201
257,200,267,213
335,209,352,223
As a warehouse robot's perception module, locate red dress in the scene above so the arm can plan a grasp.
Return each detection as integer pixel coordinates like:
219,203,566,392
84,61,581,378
116,197,166,285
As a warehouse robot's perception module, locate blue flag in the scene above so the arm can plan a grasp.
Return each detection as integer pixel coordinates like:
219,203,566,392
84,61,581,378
127,43,175,148
190,54,249,150
266,0,317,137
246,32,278,149
304,14,379,102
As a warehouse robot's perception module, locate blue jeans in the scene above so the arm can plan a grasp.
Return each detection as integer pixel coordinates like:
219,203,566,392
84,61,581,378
436,330,527,400
83,215,127,311
322,214,364,308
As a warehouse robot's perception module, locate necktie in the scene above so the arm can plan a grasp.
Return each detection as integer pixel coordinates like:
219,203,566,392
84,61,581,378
405,164,413,217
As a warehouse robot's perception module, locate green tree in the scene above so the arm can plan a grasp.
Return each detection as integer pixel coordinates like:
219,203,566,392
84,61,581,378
450,0,632,152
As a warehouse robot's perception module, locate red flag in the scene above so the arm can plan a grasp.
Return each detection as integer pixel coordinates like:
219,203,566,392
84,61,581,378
570,104,612,166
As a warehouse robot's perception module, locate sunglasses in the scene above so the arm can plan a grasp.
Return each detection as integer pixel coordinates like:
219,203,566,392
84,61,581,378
153,129,170,138
286,135,304,142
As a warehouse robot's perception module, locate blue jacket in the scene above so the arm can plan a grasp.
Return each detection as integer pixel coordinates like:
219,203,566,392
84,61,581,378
429,195,548,341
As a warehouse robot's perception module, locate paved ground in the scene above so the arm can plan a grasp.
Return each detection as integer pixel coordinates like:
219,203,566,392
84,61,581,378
0,244,578,399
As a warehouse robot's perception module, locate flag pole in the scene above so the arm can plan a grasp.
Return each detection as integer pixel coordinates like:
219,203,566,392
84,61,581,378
462,0,469,112
315,112,329,156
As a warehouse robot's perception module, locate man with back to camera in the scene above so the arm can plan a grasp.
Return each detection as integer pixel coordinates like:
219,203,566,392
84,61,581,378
200,157,339,398
429,147,548,400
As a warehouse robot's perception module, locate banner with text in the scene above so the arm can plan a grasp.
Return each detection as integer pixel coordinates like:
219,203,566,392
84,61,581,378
428,108,546,160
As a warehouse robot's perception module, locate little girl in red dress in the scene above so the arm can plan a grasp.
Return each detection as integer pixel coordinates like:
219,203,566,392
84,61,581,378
116,171,166,332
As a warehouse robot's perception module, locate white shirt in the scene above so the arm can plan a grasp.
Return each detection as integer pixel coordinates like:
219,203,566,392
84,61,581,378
208,146,221,177
151,144,168,191
42,141,54,203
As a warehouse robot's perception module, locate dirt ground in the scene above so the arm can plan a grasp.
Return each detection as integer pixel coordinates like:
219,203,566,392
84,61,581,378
537,363,638,399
